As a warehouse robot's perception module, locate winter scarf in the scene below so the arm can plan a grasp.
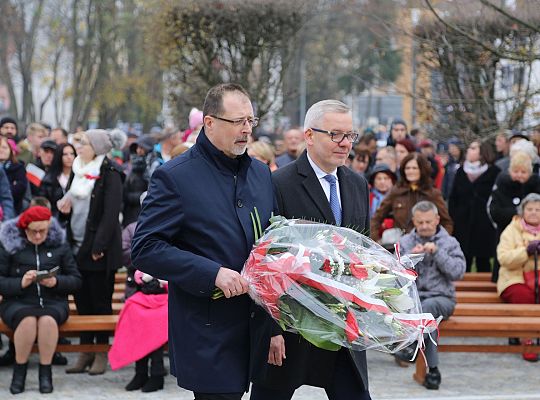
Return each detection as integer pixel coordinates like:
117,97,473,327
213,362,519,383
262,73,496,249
69,155,105,199
463,160,488,182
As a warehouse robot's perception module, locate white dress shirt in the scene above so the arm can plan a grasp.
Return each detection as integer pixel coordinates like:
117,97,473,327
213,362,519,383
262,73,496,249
306,152,342,208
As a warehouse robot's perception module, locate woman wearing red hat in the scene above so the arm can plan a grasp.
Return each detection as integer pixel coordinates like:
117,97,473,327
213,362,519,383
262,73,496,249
0,206,82,394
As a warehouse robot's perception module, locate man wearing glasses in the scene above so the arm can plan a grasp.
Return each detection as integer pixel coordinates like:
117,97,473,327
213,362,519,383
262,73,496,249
250,100,371,400
132,83,274,400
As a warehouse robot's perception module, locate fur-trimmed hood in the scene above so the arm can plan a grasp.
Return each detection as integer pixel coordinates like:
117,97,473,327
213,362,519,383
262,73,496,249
0,217,66,254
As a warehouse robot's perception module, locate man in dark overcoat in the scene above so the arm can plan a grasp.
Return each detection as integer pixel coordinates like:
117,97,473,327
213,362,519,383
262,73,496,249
131,83,274,400
250,100,371,400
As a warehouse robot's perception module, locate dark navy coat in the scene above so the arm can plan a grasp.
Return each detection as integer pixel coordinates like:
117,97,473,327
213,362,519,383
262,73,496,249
131,130,274,393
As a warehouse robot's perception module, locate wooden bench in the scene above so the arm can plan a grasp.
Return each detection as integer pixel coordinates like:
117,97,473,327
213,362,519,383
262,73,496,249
412,272,540,384
69,302,123,315
0,315,119,353
0,272,129,352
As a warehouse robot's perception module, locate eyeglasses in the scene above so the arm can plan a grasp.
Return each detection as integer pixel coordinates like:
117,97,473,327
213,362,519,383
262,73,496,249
26,228,48,236
210,115,259,128
310,128,359,144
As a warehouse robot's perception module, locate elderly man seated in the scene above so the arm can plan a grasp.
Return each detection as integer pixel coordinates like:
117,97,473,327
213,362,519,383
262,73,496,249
394,200,466,390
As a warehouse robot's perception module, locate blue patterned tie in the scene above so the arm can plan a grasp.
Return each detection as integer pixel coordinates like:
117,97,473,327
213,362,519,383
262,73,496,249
323,174,342,226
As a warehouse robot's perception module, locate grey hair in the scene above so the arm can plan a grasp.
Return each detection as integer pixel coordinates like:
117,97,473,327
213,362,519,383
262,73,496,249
518,193,540,216
304,100,351,130
412,200,439,216
509,139,538,162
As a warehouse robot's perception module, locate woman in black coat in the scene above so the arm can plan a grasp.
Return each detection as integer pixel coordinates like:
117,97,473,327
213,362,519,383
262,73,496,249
449,141,500,272
0,136,28,214
122,154,148,227
39,143,76,218
0,207,82,394
489,152,540,236
58,129,125,375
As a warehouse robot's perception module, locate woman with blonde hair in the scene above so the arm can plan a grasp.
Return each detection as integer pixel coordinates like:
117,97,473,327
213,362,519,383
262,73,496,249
58,129,125,375
248,140,277,171
489,151,540,281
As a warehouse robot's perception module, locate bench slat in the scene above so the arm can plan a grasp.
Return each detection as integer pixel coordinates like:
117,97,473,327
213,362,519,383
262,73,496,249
440,316,540,335
461,272,492,281
438,344,540,353
453,303,540,317
456,291,502,303
454,281,496,292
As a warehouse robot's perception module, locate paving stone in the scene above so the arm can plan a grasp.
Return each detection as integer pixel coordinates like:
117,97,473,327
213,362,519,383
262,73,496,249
0,336,538,399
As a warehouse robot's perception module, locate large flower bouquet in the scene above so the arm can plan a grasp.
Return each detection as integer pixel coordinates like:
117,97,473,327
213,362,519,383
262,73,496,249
242,217,438,353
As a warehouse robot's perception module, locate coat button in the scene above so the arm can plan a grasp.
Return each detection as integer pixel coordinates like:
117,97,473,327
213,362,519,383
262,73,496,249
237,199,243,208
250,311,255,318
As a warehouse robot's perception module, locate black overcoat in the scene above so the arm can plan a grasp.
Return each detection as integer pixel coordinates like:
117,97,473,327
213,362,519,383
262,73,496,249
65,157,124,273
448,165,500,257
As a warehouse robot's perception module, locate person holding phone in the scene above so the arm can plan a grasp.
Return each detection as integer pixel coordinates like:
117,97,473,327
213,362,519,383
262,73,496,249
0,206,82,394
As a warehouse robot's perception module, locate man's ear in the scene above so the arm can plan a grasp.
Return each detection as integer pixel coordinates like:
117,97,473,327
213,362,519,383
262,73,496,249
435,214,441,225
203,115,213,131
304,129,314,145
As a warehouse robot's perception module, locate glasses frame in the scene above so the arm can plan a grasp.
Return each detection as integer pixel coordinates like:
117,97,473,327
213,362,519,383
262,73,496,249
210,115,259,128
310,127,359,144
26,227,49,236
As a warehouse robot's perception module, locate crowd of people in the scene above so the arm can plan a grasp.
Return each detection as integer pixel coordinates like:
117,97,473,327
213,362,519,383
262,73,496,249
0,88,540,397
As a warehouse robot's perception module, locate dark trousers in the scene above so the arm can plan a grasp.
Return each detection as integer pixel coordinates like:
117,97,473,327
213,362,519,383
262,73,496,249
74,269,115,344
250,349,371,400
193,393,243,400
465,255,491,273
135,346,166,376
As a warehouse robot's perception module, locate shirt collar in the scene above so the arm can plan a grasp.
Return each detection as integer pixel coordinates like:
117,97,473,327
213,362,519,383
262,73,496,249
306,152,338,180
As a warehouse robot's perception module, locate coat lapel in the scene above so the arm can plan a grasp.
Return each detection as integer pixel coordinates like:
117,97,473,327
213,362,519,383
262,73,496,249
297,152,336,224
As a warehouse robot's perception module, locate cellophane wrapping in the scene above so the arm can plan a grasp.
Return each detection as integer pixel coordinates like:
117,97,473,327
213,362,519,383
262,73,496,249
242,217,438,353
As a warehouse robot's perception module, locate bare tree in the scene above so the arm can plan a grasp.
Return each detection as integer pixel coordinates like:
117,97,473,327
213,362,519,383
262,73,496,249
146,0,308,123
414,0,540,140
0,0,45,125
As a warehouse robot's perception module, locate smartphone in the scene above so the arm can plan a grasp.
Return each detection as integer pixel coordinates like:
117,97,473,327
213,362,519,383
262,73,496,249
36,266,60,281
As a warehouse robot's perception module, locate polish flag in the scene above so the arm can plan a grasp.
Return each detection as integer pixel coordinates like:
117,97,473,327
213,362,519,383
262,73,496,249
26,163,46,187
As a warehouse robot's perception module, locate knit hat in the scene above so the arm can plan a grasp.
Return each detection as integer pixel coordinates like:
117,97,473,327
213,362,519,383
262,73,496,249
85,129,126,156
135,135,155,152
189,108,204,130
85,129,112,155
17,206,52,229
369,163,397,185
0,116,18,131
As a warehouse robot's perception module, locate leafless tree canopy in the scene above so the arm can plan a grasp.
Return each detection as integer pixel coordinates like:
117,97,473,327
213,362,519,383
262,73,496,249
148,0,308,122
417,0,540,140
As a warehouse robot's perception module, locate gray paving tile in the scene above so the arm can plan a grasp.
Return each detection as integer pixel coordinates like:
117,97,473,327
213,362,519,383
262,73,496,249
0,336,538,399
